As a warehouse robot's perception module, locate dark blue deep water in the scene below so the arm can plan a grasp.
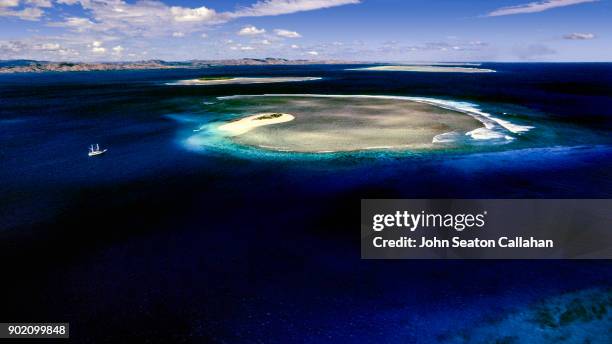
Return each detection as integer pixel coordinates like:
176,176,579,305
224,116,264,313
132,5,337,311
1,64,611,343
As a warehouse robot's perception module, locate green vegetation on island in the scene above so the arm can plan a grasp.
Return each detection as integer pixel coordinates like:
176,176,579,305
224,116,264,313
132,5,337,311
197,76,234,81
255,113,284,120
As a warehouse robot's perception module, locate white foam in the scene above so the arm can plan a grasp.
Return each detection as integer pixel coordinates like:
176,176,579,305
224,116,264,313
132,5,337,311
466,128,513,141
490,117,534,133
432,131,461,143
257,144,292,152
405,97,533,134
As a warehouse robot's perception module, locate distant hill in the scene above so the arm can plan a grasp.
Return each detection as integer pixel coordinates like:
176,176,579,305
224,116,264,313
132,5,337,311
0,58,356,73
0,60,47,67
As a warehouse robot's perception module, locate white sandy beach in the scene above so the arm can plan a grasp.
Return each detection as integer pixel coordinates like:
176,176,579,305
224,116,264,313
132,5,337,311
218,113,295,136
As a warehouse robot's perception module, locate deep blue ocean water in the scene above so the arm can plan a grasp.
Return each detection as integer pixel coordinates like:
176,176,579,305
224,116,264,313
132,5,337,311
1,63,611,343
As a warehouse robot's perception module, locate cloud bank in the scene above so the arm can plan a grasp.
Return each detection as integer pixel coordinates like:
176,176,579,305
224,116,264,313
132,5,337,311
238,25,266,35
563,32,596,40
1,0,360,31
274,29,302,38
486,0,598,17
231,0,360,17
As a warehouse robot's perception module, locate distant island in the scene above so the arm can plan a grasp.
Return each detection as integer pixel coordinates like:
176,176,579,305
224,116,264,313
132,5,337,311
348,65,495,73
167,76,321,86
0,58,353,74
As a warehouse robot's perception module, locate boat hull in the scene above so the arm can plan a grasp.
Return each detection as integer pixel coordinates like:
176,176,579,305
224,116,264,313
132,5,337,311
88,149,107,157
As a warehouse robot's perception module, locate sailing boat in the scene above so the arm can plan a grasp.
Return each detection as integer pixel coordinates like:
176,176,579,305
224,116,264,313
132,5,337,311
88,144,107,157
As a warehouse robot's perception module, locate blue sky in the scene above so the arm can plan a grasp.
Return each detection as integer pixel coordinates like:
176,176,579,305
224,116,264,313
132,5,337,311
0,0,610,61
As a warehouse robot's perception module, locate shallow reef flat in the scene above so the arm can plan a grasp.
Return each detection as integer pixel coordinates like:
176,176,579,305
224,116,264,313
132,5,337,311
169,76,321,86
439,288,612,344
215,95,484,153
348,65,495,73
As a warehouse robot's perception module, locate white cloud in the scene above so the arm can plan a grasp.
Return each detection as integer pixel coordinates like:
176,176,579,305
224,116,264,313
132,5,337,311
240,46,255,51
563,32,596,40
41,43,60,50
486,0,598,17
2,0,364,60
112,45,124,53
0,0,19,7
200,33,208,38
469,40,488,46
0,41,27,54
0,6,43,20
231,0,360,17
90,40,106,53
48,1,223,37
274,29,301,38
56,17,97,32
291,44,299,49
1,0,51,20
26,0,51,7
172,31,185,37
307,50,319,56
238,25,266,35
40,0,359,43
39,43,60,50
170,6,219,22
4,0,361,34
1,39,80,59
